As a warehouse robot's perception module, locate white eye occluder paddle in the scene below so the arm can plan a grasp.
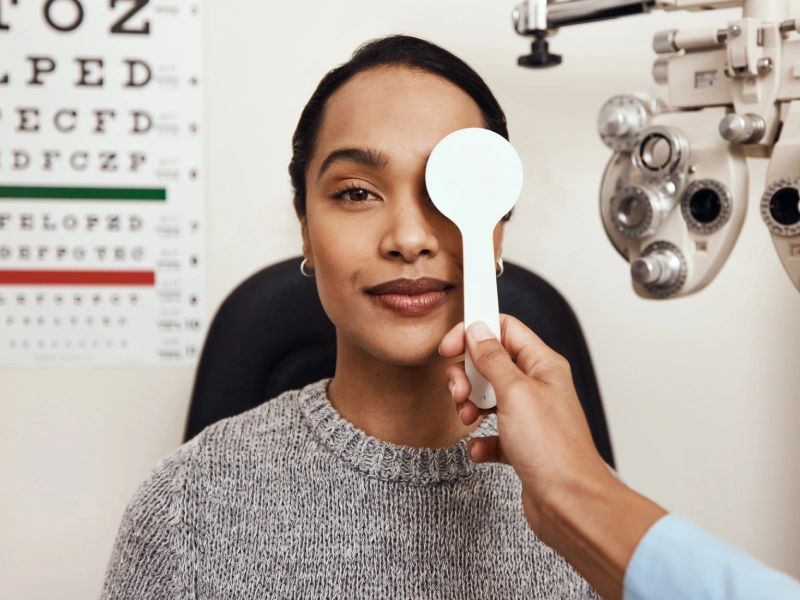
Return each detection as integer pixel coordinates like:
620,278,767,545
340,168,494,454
426,128,523,409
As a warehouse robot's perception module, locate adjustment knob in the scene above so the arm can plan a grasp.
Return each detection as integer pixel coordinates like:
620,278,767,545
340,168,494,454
610,186,663,240
518,34,562,68
631,250,682,287
719,113,765,144
598,106,631,137
598,95,648,152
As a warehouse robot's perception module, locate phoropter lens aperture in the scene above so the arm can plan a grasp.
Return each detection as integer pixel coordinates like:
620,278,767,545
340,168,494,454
618,194,647,227
639,134,672,171
769,187,800,226
689,188,722,224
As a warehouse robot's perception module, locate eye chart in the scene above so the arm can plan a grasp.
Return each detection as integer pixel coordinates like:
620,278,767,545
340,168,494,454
0,0,205,365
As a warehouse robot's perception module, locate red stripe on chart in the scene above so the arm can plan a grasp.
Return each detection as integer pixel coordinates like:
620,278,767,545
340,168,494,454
0,270,156,286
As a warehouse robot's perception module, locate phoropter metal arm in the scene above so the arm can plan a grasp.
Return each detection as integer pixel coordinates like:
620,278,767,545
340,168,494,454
514,0,655,35
512,0,747,67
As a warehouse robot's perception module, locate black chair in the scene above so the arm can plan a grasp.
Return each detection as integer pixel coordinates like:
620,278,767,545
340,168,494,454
184,257,615,467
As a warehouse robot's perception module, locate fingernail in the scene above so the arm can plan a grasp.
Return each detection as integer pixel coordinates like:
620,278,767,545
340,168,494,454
468,321,495,342
448,380,455,398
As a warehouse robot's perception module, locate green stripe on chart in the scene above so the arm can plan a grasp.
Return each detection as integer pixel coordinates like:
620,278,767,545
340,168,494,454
0,186,167,201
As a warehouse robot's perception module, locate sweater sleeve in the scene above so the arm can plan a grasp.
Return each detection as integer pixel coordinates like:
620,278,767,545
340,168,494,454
100,443,194,600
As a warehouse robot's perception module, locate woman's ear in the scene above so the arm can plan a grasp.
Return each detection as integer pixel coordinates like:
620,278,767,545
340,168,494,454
300,217,314,269
493,220,505,261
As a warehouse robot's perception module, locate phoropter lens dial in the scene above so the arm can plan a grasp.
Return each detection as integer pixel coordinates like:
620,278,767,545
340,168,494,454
610,186,663,240
761,177,800,237
680,179,732,234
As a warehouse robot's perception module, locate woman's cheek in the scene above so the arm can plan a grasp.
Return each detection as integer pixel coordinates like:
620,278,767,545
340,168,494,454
310,229,366,322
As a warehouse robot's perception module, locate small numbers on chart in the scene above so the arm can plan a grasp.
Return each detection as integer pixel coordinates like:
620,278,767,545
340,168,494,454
0,291,140,307
1,290,135,355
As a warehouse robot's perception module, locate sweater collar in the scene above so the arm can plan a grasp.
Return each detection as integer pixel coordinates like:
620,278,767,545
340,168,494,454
297,379,497,485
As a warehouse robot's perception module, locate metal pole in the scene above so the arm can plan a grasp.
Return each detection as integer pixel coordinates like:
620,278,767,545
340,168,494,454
742,0,789,21
545,0,656,29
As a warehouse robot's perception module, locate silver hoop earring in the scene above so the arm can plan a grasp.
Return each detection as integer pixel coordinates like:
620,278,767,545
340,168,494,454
300,258,315,278
496,258,504,278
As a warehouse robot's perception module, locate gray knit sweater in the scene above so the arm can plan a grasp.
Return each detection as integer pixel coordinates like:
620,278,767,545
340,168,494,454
101,379,600,599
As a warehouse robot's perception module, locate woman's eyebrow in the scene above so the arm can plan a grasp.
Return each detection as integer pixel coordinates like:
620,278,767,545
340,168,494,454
316,147,390,183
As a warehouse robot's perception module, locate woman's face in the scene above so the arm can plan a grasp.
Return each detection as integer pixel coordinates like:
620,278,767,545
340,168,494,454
302,66,504,366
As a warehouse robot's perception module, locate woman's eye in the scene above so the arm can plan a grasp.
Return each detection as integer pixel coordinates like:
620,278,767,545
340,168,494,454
337,187,376,202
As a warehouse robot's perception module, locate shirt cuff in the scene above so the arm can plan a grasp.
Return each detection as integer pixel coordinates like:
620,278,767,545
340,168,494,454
624,514,800,600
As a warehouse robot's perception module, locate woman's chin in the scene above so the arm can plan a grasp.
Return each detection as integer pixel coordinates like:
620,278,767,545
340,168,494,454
339,315,461,368
363,337,447,368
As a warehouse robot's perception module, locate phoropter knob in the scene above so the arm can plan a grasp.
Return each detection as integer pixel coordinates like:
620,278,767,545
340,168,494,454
631,250,682,287
518,33,562,68
598,95,649,152
719,113,765,144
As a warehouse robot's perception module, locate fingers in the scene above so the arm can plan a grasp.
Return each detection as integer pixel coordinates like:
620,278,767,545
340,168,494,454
440,316,560,379
465,321,526,395
441,316,561,376
445,362,490,424
467,436,508,465
444,362,498,426
439,321,465,358
442,317,566,419
496,314,562,377
457,399,496,425
444,362,471,404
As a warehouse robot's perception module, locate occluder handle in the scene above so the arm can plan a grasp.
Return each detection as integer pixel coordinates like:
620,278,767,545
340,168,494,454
462,229,501,409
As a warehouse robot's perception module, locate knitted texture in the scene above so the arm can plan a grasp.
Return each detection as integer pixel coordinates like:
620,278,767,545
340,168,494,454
101,379,600,599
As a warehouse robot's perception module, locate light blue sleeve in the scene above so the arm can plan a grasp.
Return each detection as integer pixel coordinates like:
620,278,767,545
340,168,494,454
624,514,800,600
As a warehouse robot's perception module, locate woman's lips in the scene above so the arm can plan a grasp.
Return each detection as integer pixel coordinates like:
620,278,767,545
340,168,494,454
371,290,450,315
366,278,454,316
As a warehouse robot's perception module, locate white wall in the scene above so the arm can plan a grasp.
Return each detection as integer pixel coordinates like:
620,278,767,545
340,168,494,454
2,1,800,598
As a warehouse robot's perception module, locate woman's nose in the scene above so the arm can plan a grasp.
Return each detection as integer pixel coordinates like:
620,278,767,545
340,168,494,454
379,194,440,263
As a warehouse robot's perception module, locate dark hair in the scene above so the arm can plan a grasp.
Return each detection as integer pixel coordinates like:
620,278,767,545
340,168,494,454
289,35,509,218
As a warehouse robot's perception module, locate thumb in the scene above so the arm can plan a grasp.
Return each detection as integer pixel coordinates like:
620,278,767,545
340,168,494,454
466,321,523,396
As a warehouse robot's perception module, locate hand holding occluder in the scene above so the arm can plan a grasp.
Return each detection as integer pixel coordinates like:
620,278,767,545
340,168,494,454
440,316,667,600
440,316,615,536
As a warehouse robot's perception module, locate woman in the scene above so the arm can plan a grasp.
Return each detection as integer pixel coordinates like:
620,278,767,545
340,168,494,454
101,35,600,599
